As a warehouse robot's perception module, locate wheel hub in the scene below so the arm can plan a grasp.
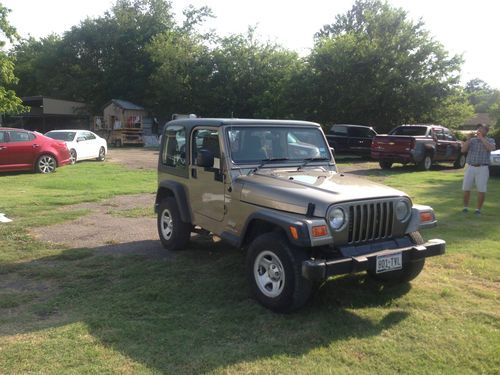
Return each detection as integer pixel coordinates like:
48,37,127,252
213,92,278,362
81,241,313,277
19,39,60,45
268,263,281,281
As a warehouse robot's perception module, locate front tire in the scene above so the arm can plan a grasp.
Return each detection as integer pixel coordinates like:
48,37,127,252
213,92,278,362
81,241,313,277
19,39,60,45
69,149,77,164
157,197,191,250
246,232,312,312
96,147,106,161
36,154,57,173
368,232,426,284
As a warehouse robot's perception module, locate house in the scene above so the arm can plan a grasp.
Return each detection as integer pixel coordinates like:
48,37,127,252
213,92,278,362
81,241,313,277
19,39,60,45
459,113,495,131
4,96,90,132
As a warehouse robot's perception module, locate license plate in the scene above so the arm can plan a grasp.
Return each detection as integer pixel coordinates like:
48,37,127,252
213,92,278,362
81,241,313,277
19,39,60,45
376,252,402,274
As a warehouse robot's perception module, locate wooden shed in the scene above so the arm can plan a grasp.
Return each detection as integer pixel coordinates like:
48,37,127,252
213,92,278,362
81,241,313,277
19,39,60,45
98,99,147,146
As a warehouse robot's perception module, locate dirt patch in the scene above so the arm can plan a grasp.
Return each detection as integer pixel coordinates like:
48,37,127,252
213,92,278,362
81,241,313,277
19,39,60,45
106,147,159,170
32,194,161,255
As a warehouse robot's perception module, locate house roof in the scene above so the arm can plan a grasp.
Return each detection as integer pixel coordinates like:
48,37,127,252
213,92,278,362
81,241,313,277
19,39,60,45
108,99,144,111
463,112,494,126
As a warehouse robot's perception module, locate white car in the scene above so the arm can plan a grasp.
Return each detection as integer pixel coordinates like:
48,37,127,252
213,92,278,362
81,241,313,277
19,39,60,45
490,149,500,175
45,130,107,164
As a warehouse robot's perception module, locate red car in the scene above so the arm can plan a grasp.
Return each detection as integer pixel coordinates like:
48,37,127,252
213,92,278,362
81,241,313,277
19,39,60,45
0,128,71,173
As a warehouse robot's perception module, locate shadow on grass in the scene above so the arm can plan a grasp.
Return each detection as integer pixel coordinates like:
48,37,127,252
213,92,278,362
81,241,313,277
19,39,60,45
0,237,411,373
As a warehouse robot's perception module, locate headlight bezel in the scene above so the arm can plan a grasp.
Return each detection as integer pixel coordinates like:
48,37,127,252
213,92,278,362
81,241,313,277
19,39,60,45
395,198,411,222
327,206,347,231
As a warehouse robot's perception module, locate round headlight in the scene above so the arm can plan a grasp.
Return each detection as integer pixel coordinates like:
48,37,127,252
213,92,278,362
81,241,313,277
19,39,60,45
328,207,346,230
395,200,410,221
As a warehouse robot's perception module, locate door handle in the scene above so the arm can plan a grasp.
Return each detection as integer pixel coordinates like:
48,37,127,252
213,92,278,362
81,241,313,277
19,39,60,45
32,144,40,148
0,146,6,150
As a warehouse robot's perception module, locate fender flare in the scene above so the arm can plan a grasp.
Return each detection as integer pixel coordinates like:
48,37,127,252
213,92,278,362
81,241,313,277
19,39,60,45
155,180,192,223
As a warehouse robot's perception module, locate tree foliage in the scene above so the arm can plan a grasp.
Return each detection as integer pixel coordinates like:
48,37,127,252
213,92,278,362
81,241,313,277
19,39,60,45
310,0,466,132
10,0,476,130
0,3,25,114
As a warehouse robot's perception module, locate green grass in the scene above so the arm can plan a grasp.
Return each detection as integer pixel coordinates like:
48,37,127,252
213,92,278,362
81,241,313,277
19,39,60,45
0,162,499,374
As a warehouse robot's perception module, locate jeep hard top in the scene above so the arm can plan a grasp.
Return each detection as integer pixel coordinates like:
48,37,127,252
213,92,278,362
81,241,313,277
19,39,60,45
155,118,445,312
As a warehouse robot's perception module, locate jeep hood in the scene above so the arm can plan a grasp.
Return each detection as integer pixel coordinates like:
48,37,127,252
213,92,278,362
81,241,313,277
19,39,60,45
236,168,407,217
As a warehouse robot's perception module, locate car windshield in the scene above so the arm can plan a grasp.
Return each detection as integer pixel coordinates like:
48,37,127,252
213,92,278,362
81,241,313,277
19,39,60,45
227,126,331,164
389,126,427,136
45,131,76,142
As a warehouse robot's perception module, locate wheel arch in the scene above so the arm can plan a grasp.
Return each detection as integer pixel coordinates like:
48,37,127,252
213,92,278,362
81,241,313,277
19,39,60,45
155,180,192,223
237,210,311,249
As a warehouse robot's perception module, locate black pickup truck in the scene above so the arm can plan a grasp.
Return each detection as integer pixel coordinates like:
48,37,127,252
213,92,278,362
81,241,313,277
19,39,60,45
325,124,377,157
371,124,466,170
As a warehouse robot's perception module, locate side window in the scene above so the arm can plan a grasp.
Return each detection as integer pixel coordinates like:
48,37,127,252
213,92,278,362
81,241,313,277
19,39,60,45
192,129,221,169
0,131,5,142
435,129,446,141
8,131,35,142
349,127,372,138
444,130,455,141
85,132,96,140
330,126,348,136
162,125,186,168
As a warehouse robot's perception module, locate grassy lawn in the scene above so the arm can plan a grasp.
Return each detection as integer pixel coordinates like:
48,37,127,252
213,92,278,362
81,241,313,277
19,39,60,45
0,162,498,374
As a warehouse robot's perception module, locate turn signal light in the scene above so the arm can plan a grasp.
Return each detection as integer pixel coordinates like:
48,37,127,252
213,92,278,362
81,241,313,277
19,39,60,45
289,226,299,240
420,212,434,222
312,225,328,237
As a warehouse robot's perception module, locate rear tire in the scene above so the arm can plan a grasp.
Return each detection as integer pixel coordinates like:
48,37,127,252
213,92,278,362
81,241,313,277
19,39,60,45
368,232,426,284
379,160,393,169
36,154,57,174
417,154,433,171
454,154,466,169
157,197,191,250
246,232,312,312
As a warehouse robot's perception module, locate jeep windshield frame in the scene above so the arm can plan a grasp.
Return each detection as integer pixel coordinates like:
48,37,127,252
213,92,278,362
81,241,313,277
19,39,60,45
225,126,333,167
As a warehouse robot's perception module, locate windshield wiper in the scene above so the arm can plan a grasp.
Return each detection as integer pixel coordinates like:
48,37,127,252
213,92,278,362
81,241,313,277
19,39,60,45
298,157,330,170
254,158,290,171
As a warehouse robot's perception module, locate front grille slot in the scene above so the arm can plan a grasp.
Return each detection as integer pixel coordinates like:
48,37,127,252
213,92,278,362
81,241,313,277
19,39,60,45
348,201,393,244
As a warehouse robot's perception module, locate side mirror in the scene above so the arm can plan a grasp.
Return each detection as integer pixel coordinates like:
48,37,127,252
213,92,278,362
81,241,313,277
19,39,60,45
197,149,214,168
330,147,336,157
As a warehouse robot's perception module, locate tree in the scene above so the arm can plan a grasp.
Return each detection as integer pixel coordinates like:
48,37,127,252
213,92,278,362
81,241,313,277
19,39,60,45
0,3,25,114
465,78,500,113
310,0,465,132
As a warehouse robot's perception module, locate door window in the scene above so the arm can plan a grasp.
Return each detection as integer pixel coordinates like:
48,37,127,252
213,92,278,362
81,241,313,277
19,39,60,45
348,127,373,138
192,129,221,169
330,126,348,135
8,131,35,142
0,131,5,142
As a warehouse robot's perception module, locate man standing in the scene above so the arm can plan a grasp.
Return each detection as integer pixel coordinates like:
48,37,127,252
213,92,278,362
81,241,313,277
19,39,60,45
461,124,496,215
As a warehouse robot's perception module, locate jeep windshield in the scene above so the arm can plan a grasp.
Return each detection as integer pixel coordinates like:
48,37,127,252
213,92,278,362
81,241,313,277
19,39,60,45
227,127,331,165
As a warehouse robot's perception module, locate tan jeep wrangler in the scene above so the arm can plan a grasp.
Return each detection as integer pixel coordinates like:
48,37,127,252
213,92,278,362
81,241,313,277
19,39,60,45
155,119,445,312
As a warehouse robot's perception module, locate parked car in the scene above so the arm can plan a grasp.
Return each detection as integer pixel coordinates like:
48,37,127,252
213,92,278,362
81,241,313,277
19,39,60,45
0,128,71,173
325,124,377,157
155,118,445,312
45,130,107,164
371,124,465,170
490,149,500,175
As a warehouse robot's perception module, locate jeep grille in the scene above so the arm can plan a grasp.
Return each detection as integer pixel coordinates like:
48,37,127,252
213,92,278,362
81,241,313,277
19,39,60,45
348,201,394,244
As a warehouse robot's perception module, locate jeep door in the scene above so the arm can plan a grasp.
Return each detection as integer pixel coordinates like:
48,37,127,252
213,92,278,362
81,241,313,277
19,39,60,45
190,127,225,221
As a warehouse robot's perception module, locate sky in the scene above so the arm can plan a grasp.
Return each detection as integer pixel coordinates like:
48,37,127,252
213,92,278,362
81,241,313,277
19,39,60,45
2,0,500,89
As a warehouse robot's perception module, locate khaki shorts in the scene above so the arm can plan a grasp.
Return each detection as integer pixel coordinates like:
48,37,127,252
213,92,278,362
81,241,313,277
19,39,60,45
462,165,489,193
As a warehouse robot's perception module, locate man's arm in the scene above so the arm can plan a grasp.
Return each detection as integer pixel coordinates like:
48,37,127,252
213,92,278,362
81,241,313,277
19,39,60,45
461,135,473,153
477,133,495,151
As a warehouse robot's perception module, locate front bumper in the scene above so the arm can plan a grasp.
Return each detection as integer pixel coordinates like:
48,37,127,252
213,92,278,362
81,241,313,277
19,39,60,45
302,238,445,282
